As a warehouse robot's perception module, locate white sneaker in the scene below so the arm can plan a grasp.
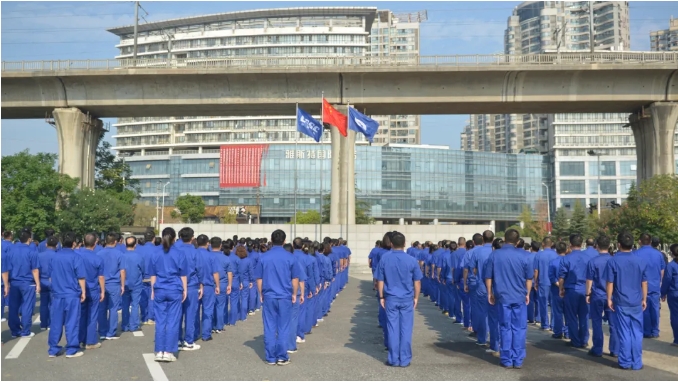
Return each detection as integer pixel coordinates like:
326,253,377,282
22,332,35,338
181,343,200,351
66,351,84,358
485,348,496,353
248,311,255,316
287,349,297,354
163,353,177,362
296,336,305,343
1,318,6,322
154,352,164,362
317,318,324,323
99,336,106,340
105,336,120,340
255,309,260,312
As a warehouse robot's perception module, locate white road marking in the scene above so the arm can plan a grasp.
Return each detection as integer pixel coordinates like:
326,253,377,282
133,331,145,337
5,337,32,359
143,353,169,381
33,316,41,325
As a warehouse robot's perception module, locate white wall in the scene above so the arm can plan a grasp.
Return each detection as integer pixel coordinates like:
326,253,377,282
160,223,493,272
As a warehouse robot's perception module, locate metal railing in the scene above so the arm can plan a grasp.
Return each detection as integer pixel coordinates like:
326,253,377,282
2,52,677,72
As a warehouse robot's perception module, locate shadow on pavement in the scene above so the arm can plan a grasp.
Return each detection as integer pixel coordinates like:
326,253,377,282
344,279,387,363
243,334,266,362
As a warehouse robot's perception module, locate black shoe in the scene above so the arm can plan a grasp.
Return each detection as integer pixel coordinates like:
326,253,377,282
501,364,513,369
277,360,291,366
587,351,602,357
609,353,618,358
468,332,477,338
203,337,213,342
527,320,535,324
618,365,631,370
514,365,522,369
384,361,398,367
551,334,564,339
578,344,588,349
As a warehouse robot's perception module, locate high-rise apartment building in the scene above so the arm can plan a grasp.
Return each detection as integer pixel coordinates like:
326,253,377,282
650,17,678,51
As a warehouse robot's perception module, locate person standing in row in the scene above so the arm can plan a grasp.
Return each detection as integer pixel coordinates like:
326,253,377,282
212,236,232,333
38,236,58,330
660,244,678,347
533,237,557,331
139,231,159,325
289,238,307,353
255,229,303,366
38,229,61,253
228,245,242,327
585,234,618,358
238,246,254,321
549,242,569,339
98,233,126,340
452,237,467,326
48,232,86,358
468,231,494,347
176,227,202,351
2,230,14,323
634,233,665,339
77,233,105,350
8,230,40,338
122,237,145,333
196,234,219,341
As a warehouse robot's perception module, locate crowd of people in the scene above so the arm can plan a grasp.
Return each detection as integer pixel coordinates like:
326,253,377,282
369,230,678,370
0,227,351,364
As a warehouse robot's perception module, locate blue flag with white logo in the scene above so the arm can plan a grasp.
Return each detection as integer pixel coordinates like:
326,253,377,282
348,107,379,143
296,106,323,142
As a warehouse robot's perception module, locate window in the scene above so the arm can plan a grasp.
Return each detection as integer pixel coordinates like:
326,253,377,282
561,198,586,210
619,161,636,176
559,161,584,176
560,180,585,194
590,161,616,176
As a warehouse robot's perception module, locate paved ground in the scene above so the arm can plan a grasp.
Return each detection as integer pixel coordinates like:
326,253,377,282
2,274,677,381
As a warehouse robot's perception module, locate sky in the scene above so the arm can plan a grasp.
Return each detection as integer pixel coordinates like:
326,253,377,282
1,0,675,156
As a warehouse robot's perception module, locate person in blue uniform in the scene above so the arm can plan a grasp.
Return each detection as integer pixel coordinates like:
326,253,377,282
115,234,126,253
660,244,678,347
150,227,188,363
549,242,569,339
196,234,219,341
451,238,466,325
526,241,540,324
139,231,158,325
176,227,202,351
585,234,618,357
228,244,241,327
485,229,532,369
76,233,105,350
289,238,308,352
239,247,254,321
38,228,61,253
375,231,422,367
48,232,86,358
2,230,14,322
8,230,40,338
635,233,665,339
212,237,232,333
375,233,393,349
483,238,505,356
558,233,595,348
468,231,494,346
248,243,261,313
254,229,303,366
38,236,58,330
319,243,334,321
368,241,382,277
122,236,145,333
300,241,319,341
533,237,557,331
464,234,483,337
97,233,126,340
604,231,648,370
441,241,455,319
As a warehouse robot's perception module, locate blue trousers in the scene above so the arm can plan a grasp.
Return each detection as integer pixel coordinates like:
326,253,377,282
378,296,388,347
254,287,261,310
564,290,589,347
1,282,7,319
385,298,414,367
181,287,199,344
536,285,550,329
612,305,644,370
39,281,51,329
122,285,143,331
200,286,215,340
305,294,317,334
459,287,471,328
667,294,678,345
79,288,100,345
298,298,307,339
488,303,500,352
314,288,324,322
643,292,660,337
240,286,250,321
229,289,239,326
48,296,81,356
429,279,437,303
474,291,489,344
153,289,182,354
550,285,568,336
590,297,618,356
141,282,154,322
422,277,429,296
447,283,456,316
527,289,539,322
98,285,121,337
8,283,36,337
469,287,480,331
498,302,527,367
263,297,292,363
214,282,227,330
452,285,463,321
288,298,300,350
436,280,442,306
249,284,257,313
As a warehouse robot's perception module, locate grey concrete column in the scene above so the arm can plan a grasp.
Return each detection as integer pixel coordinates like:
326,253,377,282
345,129,356,225
52,107,104,189
330,126,343,224
629,102,678,184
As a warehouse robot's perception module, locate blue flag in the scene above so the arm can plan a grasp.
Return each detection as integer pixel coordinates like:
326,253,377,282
348,107,379,143
296,106,323,142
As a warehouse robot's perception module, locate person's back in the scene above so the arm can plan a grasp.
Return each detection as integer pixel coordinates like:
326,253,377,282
605,252,648,309
535,248,558,287
258,246,299,299
377,250,421,302
98,247,124,286
175,241,200,289
487,244,529,305
124,249,145,289
152,244,187,292
559,249,590,294
8,241,38,285
635,244,665,295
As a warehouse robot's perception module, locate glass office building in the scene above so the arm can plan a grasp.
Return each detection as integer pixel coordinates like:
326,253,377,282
128,144,548,226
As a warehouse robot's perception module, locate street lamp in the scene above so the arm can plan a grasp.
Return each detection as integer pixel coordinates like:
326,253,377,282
542,182,551,234
587,150,602,217
161,181,170,225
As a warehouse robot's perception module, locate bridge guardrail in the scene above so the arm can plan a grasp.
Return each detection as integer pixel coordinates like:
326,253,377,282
2,53,678,72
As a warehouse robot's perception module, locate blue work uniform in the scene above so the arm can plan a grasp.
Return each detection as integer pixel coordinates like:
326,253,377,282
289,249,308,351
228,254,241,326
634,245,665,338
239,255,255,320
76,247,104,346
97,246,125,338
48,248,86,356
138,242,158,323
451,248,466,324
197,247,219,340
150,244,188,354
660,260,678,345
38,239,61,253
469,244,493,344
548,256,568,338
461,248,476,328
177,241,201,345
319,252,333,318
116,243,126,253
603,251,648,370
254,245,304,364
525,250,539,323
38,247,55,329
1,240,14,320
482,251,500,352
558,249,596,347
533,248,558,330
441,248,455,315
484,244,531,368
122,249,145,332
368,247,382,274
248,251,262,311
300,253,319,339
7,242,39,337
375,249,422,367
214,250,233,330
586,252,618,356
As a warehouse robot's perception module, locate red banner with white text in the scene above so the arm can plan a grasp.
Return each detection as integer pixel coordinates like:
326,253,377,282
219,144,269,188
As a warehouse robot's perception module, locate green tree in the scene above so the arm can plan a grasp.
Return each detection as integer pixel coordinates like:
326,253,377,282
1,151,78,239
551,207,570,240
568,200,587,236
95,136,139,205
518,205,547,244
133,203,157,227
320,194,374,224
290,210,322,224
56,188,134,236
220,211,237,224
171,194,205,223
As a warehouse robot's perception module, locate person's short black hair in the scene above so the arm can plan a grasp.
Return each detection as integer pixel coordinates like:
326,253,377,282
196,234,209,247
639,233,652,245
504,229,520,244
472,233,483,245
450,241,458,251
391,232,406,248
375,240,382,247
412,241,420,247
466,240,475,250
19,230,32,244
179,227,194,243
596,235,611,250
44,228,55,238
585,238,595,247
530,241,541,252
293,237,303,249
84,233,97,248
542,236,553,248
154,237,162,246
125,236,137,247
3,230,12,240
569,233,583,247
106,233,117,245
650,236,660,248
492,238,504,250
62,232,77,248
670,243,678,258
482,230,494,244
516,238,525,248
144,231,155,242
618,232,634,250
555,241,568,254
46,236,60,248
271,229,286,246
283,243,293,253
210,236,222,249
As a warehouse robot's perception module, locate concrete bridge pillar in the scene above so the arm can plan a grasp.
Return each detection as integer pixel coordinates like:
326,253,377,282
329,105,356,225
629,102,678,185
52,107,104,189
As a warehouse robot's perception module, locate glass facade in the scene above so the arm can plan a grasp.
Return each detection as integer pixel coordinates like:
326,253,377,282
129,145,549,224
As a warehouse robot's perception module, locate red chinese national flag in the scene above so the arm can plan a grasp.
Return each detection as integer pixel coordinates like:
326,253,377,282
322,98,347,137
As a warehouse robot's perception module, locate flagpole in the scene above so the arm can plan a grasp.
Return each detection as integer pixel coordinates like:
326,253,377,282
346,101,350,244
294,103,298,238
319,92,324,241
